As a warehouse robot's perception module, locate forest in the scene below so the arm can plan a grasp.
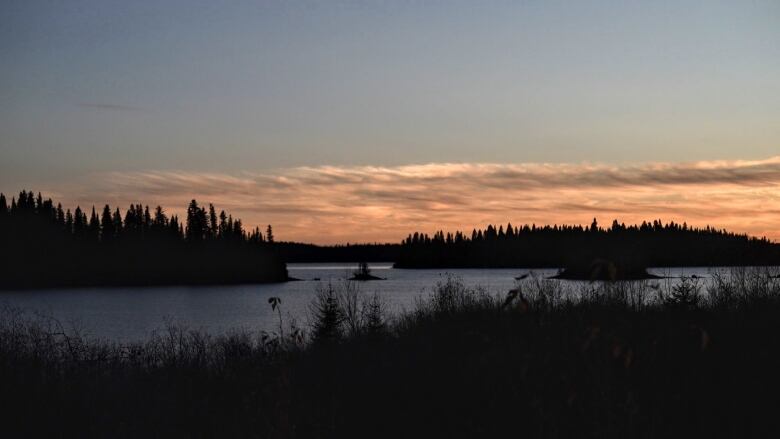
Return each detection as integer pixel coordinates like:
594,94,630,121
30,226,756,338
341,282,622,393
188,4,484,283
395,219,780,269
0,191,288,289
3,190,780,289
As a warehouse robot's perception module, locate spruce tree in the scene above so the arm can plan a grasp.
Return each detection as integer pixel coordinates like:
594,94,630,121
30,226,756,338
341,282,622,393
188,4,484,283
73,206,85,235
65,209,74,234
88,207,100,238
101,205,114,240
218,210,228,239
143,206,152,232
56,203,65,225
209,204,218,239
153,206,167,230
112,208,123,236
186,200,208,242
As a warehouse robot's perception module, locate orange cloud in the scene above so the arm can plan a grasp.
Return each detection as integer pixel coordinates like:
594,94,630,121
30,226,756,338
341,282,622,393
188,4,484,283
38,156,780,244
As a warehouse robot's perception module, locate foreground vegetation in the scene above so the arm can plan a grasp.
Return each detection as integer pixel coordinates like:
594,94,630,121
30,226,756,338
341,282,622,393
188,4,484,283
3,268,780,437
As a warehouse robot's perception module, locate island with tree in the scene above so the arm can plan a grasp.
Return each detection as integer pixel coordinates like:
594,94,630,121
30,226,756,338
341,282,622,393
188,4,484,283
349,262,385,281
394,218,780,278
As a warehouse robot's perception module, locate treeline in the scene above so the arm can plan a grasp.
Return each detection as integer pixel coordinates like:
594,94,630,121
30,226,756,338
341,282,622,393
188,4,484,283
0,191,287,289
396,218,780,268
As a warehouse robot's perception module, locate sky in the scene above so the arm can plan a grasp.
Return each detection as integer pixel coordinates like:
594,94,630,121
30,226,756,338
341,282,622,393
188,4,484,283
1,1,779,243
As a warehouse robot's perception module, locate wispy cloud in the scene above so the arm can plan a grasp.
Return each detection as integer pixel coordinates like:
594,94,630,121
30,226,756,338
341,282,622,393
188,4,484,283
40,157,780,244
77,102,144,112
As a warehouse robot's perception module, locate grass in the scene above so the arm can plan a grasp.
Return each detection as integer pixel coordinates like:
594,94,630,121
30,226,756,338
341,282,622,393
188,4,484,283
2,268,780,437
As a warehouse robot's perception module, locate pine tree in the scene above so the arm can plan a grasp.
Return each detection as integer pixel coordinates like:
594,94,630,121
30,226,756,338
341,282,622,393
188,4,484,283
185,200,209,242
56,203,65,225
65,209,74,233
218,210,228,239
311,283,344,342
101,205,114,240
143,206,152,232
73,206,86,235
266,225,274,243
169,215,181,239
112,207,123,237
209,204,218,239
88,207,100,238
233,219,244,240
153,206,168,230
124,205,137,234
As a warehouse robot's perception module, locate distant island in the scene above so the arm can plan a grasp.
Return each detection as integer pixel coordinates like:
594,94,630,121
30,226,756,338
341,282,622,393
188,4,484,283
349,262,384,281
0,191,288,289
394,219,780,271
270,220,780,274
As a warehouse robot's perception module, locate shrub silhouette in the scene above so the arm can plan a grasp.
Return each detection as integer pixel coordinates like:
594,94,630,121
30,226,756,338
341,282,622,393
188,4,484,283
310,282,345,342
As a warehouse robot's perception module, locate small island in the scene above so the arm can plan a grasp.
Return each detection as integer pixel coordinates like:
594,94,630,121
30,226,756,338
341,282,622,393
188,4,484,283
349,262,385,281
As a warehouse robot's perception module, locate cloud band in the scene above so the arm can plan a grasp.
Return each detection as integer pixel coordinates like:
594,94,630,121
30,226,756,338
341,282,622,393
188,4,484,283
36,156,780,244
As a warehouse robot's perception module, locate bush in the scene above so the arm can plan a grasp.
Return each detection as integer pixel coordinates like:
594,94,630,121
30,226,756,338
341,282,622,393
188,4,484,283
309,280,389,342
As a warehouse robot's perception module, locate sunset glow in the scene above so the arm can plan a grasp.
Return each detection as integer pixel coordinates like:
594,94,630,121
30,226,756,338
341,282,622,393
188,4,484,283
37,156,780,244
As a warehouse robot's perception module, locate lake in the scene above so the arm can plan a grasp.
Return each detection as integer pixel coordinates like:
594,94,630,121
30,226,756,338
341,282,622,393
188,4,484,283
0,263,758,342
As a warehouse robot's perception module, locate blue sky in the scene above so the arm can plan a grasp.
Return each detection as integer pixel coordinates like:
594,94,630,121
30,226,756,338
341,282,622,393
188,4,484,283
1,1,779,242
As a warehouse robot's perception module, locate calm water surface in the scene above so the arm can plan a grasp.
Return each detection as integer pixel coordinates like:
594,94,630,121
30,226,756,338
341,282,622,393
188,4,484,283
0,264,761,342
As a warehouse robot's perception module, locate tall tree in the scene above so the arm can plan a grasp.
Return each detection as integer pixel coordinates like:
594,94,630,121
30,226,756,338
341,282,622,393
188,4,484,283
169,215,181,239
112,208,123,236
186,200,208,242
152,206,168,230
233,219,244,240
209,204,218,239
65,209,74,233
218,210,228,239
124,205,137,233
101,205,114,240
143,206,152,233
88,207,100,238
73,206,86,235
56,203,65,225
266,225,274,243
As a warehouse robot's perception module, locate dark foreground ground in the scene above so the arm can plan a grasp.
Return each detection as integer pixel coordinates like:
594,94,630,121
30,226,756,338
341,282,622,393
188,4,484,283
2,269,780,438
